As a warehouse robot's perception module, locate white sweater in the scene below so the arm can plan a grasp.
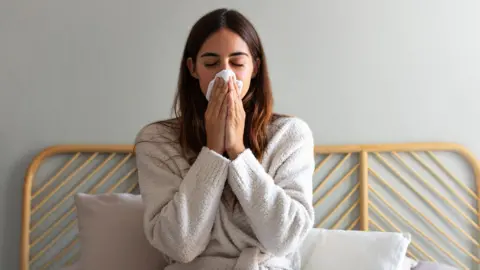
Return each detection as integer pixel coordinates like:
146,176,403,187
134,117,315,270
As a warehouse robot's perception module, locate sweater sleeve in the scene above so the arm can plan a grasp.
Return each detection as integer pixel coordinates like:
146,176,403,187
227,119,315,256
135,141,229,263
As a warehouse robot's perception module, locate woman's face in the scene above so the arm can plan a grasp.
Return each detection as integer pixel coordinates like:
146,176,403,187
188,28,259,99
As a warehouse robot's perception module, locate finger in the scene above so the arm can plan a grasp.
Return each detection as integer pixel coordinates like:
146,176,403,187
228,76,234,95
230,77,239,98
208,81,222,115
211,80,229,117
232,86,244,120
228,87,236,122
233,77,243,105
230,76,241,98
219,89,228,120
228,78,240,110
214,78,228,101
207,78,222,114
233,80,242,108
231,77,240,107
211,77,223,101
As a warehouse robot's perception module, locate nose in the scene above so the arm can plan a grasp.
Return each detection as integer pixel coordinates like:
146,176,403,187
218,60,231,71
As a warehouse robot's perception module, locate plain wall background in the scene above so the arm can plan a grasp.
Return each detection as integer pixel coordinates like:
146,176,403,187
1,0,480,268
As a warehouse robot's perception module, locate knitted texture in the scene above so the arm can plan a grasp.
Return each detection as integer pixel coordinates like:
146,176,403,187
135,117,315,270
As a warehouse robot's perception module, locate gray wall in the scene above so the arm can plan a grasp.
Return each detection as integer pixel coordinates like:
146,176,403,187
1,0,480,269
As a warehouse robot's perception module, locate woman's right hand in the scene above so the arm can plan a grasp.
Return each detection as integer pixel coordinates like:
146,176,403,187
205,77,229,154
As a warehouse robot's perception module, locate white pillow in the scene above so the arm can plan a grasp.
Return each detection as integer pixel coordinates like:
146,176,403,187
299,228,322,266
400,256,418,270
301,228,411,270
74,193,168,270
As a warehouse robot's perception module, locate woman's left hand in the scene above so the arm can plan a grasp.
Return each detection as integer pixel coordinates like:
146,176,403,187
225,76,246,160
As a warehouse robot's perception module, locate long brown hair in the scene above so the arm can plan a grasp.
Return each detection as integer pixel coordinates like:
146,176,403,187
171,8,274,163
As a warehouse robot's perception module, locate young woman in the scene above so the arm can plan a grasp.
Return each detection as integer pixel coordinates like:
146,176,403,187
135,8,315,270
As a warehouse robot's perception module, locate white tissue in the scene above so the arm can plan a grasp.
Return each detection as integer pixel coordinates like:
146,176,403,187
205,69,243,101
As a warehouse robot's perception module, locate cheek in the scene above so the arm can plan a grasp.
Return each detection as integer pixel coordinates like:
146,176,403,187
235,71,252,98
196,69,216,95
239,80,251,98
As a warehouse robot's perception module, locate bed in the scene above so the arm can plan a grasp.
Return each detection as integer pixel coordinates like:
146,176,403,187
20,143,480,269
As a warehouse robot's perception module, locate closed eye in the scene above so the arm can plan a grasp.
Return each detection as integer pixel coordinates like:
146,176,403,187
203,62,244,68
204,62,218,67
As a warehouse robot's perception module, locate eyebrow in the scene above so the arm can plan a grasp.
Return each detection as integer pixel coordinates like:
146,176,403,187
200,51,249,57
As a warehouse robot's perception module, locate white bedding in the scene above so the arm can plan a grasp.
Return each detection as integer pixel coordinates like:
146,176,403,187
60,254,455,270
60,229,461,270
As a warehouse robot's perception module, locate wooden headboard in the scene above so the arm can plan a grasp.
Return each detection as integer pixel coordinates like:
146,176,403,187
21,143,480,269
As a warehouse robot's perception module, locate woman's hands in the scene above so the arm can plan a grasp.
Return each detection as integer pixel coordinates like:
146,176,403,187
205,77,229,154
205,76,246,159
225,77,246,160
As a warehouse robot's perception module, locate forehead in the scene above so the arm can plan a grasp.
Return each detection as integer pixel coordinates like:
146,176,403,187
198,28,250,56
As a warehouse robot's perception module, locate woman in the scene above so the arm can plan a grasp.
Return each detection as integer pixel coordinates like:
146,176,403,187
135,8,315,270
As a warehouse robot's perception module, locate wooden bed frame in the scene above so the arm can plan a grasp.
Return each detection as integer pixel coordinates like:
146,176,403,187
20,143,480,270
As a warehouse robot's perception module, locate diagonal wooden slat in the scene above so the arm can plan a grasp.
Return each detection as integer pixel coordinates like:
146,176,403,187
370,167,480,248
410,152,479,218
30,153,117,232
317,183,359,228
105,168,137,193
369,201,463,267
32,153,98,214
31,157,132,248
314,154,332,174
62,252,80,269
392,152,479,218
90,154,133,193
347,218,359,230
40,237,79,270
32,153,81,199
332,201,358,229
426,151,479,200
370,188,477,267
36,174,139,269
124,181,138,194
369,201,438,262
31,220,76,264
375,152,479,230
30,207,75,248
314,165,358,207
369,219,418,261
313,154,351,195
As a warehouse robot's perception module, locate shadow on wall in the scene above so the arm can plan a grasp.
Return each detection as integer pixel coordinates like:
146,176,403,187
1,148,43,270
